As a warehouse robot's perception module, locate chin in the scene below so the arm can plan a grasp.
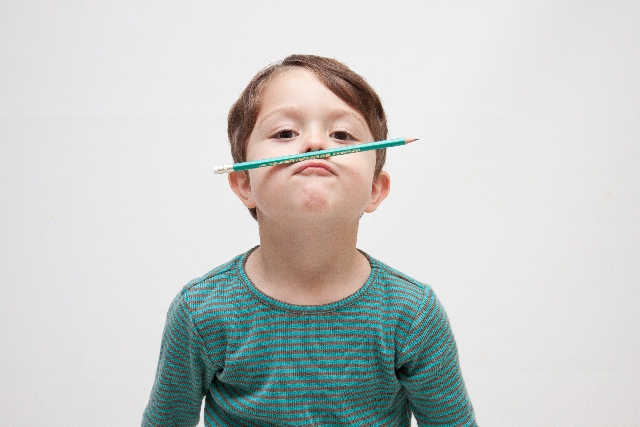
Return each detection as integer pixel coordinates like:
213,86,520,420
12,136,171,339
297,188,333,210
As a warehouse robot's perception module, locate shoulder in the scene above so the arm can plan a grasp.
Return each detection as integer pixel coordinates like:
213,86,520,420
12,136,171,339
172,250,255,326
368,256,436,314
181,254,243,303
367,256,450,353
164,251,255,364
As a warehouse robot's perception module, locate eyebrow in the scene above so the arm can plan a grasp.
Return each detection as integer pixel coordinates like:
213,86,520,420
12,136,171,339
257,106,369,130
326,109,369,130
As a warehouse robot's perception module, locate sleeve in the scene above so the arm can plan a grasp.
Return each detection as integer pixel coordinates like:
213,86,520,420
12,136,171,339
396,288,477,427
142,290,217,427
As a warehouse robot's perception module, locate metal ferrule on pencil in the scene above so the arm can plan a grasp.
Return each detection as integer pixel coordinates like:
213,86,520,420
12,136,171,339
213,164,235,174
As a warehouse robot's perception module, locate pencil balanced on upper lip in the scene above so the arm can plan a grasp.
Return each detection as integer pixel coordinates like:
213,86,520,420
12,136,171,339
228,67,390,222
213,138,416,174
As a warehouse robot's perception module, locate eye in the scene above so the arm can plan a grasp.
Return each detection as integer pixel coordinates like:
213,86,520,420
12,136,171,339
330,131,356,142
272,129,297,140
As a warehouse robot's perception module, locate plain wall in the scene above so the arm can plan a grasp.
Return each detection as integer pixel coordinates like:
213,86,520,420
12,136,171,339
1,1,638,426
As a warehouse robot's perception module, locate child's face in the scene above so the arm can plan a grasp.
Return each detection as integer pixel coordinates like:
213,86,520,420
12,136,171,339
229,68,389,222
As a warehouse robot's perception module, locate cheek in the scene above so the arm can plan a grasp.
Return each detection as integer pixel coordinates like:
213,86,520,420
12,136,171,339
246,169,282,209
339,157,377,202
245,144,261,162
342,152,377,182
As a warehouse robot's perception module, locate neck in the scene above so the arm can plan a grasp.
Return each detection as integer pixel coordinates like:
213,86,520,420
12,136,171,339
245,214,370,305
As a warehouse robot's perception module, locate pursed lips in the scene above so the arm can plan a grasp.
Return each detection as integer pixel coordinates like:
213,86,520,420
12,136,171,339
293,160,336,175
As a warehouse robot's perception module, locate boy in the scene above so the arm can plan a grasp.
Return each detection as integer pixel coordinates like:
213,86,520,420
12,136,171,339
143,55,477,426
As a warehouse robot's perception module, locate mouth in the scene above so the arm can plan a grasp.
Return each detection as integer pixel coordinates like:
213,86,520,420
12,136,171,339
293,160,336,176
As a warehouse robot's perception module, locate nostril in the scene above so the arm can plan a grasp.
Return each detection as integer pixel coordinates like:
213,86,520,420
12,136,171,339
301,136,329,153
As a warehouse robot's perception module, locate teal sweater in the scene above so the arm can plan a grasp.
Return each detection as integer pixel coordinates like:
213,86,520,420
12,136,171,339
142,249,476,426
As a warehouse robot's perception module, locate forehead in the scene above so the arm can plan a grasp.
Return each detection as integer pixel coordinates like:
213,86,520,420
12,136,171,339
258,68,361,117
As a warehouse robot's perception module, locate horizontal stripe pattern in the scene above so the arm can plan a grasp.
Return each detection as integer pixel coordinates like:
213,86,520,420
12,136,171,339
143,249,476,426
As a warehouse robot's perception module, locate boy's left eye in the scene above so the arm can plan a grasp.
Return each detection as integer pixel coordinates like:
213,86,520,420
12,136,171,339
331,131,355,142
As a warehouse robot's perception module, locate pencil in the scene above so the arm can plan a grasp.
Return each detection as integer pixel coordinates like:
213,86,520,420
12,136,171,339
213,137,418,174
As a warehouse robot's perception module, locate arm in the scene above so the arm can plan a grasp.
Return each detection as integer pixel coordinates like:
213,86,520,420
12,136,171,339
142,291,217,427
396,288,477,427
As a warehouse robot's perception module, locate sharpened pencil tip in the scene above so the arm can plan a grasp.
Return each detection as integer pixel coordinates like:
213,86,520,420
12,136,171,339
405,138,419,144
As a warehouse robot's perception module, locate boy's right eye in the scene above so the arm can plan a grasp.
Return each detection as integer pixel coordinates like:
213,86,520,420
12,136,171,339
272,130,297,140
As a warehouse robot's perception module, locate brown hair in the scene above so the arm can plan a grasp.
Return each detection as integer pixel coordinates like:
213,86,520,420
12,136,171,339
227,54,388,219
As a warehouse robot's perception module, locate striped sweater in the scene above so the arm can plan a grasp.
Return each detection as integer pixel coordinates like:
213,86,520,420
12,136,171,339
142,248,476,426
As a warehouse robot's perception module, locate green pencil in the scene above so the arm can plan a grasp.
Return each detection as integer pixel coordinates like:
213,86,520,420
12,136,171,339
213,137,418,174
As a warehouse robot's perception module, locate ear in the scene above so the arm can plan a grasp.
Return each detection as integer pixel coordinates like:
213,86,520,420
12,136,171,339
364,171,390,213
228,171,257,209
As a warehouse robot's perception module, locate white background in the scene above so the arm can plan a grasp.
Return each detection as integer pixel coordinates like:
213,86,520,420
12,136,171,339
1,1,638,426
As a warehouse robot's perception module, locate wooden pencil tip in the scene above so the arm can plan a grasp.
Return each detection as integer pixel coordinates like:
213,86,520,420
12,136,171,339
405,138,419,144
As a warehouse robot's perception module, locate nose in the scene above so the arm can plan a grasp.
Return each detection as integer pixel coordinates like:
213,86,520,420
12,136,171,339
301,133,328,153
